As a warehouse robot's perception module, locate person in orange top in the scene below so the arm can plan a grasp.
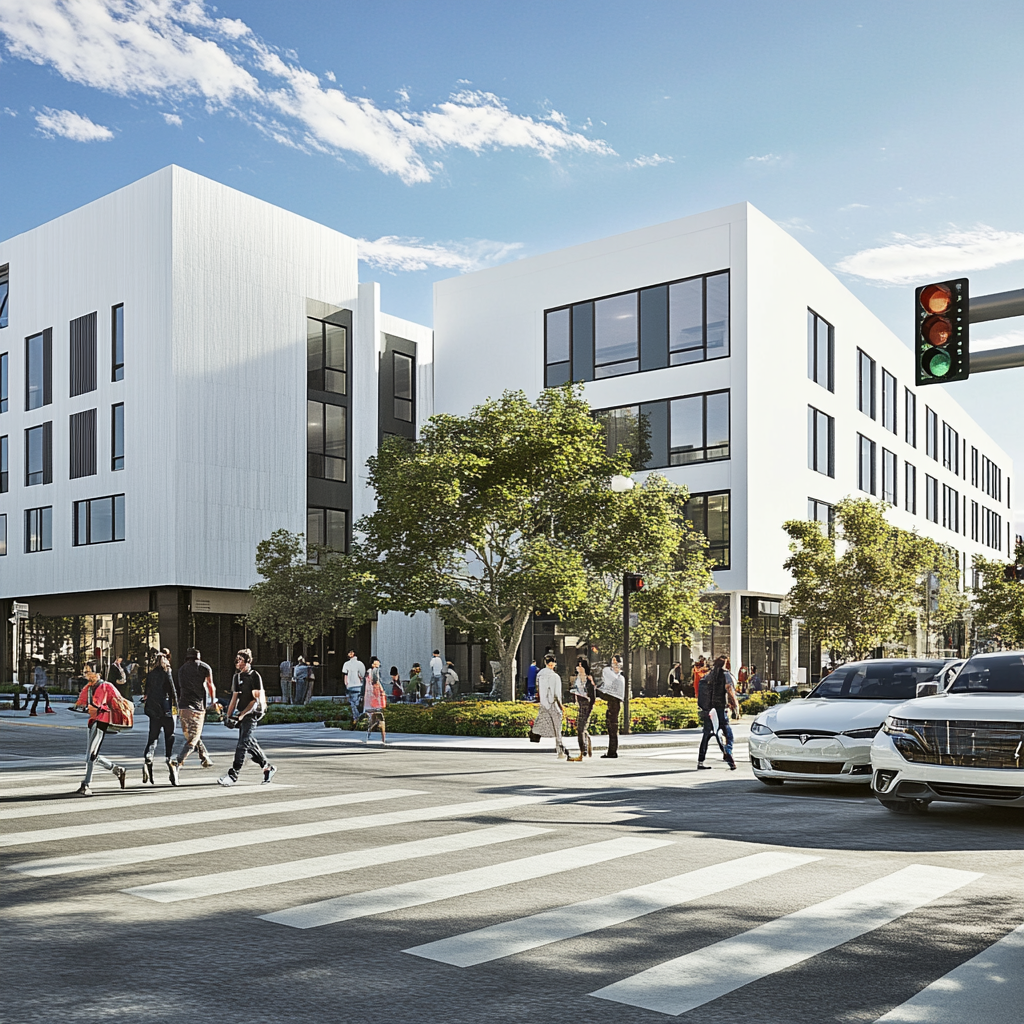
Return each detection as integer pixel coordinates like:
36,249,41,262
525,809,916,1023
76,670,127,797
737,664,749,693
691,656,708,699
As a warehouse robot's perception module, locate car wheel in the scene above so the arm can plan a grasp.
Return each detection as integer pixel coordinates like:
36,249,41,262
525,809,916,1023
879,798,930,815
758,777,784,787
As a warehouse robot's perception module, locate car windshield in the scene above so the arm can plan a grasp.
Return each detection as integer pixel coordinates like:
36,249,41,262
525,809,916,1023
948,654,1024,693
808,663,944,700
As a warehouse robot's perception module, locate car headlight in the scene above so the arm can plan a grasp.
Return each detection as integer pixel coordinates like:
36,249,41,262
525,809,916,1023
882,716,910,735
750,719,773,735
842,726,881,739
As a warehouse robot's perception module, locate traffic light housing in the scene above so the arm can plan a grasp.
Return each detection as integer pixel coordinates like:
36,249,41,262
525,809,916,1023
915,278,969,385
624,572,645,593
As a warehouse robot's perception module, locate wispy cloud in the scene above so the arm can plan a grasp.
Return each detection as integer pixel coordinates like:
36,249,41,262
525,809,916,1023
0,0,614,184
629,153,673,168
839,203,869,211
776,217,813,234
746,153,782,165
357,236,523,273
161,111,182,126
35,106,113,141
971,329,1024,351
836,225,1024,285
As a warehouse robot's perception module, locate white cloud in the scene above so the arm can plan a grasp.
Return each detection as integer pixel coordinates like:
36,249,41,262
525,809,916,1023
839,203,869,211
35,106,113,141
357,236,523,274
0,0,614,184
747,153,782,165
161,111,182,126
836,225,1024,285
971,329,1024,352
776,217,814,234
629,153,673,168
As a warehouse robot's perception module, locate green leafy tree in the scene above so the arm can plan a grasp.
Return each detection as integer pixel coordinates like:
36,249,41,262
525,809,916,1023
971,540,1024,648
247,529,338,663
783,497,958,661
324,385,716,699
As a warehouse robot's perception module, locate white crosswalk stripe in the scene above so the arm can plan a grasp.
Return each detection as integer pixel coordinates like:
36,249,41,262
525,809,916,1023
260,835,672,930
7,792,572,876
0,789,425,847
590,864,982,1016
874,921,1024,1023
404,850,818,966
124,823,550,902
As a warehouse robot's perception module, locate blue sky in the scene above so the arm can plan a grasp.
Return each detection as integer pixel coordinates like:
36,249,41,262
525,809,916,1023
3,0,1024,527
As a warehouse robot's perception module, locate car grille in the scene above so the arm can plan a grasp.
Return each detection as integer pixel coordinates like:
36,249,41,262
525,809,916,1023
893,719,1024,770
774,730,838,739
770,760,844,775
929,782,1024,802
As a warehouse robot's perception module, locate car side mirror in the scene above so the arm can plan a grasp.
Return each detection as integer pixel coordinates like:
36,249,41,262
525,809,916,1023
916,681,940,698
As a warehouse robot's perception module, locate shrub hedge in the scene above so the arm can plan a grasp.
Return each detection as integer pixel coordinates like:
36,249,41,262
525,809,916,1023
739,689,799,717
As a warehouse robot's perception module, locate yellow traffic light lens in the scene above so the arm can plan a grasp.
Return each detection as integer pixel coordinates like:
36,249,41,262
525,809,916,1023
923,348,952,377
920,283,952,314
922,315,952,346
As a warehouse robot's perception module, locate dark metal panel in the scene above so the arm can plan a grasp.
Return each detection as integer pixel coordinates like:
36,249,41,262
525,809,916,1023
571,303,594,382
639,286,669,372
639,400,669,469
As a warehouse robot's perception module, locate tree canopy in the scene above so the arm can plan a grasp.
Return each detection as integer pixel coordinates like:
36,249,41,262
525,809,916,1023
971,540,1024,649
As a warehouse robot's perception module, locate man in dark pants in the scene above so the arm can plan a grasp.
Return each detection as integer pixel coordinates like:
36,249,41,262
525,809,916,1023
698,655,739,770
219,649,276,787
599,655,625,759
141,655,177,784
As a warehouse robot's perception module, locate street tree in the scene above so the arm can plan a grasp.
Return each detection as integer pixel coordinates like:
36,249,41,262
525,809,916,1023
971,540,1024,649
324,385,716,699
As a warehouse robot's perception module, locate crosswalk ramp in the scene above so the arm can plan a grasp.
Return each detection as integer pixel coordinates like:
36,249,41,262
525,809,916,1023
2,777,1019,1021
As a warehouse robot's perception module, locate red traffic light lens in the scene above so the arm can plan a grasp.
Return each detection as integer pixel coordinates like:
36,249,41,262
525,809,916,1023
922,315,952,346
635,578,644,590
920,284,952,314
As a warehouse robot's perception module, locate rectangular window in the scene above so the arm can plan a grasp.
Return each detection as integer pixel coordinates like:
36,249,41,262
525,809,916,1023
971,500,979,541
925,407,938,459
393,351,414,423
306,507,348,564
942,484,960,532
73,494,125,546
857,349,876,418
0,264,8,330
111,304,124,381
111,403,124,471
882,370,897,433
0,513,5,556
882,448,897,505
683,491,730,569
807,498,834,533
594,292,639,378
0,351,7,413
857,434,876,494
25,422,52,486
0,434,6,492
807,406,835,477
905,463,917,514
925,475,939,523
25,506,52,552
971,446,979,486
981,456,1002,501
807,310,834,391
904,388,916,447
69,409,97,479
942,422,959,474
25,329,52,410
307,400,346,482
307,317,347,395
983,507,1003,550
69,312,97,397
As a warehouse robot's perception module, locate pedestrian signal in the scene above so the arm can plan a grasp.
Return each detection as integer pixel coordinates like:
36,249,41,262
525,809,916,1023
624,573,645,593
915,278,969,385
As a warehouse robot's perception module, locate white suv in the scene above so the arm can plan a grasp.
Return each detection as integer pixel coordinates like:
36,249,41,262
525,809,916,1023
871,651,1024,813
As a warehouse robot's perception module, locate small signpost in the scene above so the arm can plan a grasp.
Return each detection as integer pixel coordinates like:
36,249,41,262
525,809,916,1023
10,602,28,709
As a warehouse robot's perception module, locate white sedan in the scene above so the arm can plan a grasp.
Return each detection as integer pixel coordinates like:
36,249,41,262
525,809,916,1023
747,659,960,786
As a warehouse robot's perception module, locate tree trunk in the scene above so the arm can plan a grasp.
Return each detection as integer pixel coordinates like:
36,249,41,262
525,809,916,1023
496,607,532,702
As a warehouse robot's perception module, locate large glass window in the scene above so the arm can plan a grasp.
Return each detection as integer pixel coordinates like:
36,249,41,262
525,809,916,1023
882,448,897,505
807,310,834,391
942,484,960,532
981,456,1002,501
971,500,979,540
808,498,834,533
905,463,917,514
73,494,125,546
684,491,730,569
925,407,938,459
0,264,8,330
594,292,639,377
25,422,51,486
26,330,51,410
111,403,124,471
942,422,959,474
0,351,7,413
0,434,6,492
971,446,979,486
925,474,939,523
111,304,124,382
25,506,52,553
807,406,834,477
306,507,348,564
882,370,897,433
857,434,876,494
904,388,916,447
984,507,1003,550
307,400,346,481
857,349,876,418
307,317,347,395
393,351,414,422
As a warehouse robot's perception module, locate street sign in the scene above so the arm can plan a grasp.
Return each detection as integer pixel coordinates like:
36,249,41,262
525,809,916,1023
12,602,28,618
628,613,639,628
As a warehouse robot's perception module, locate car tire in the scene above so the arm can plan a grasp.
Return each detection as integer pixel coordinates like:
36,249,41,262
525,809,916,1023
879,798,930,815
758,777,784,787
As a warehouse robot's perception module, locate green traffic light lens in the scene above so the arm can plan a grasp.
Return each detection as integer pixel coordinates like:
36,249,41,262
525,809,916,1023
923,348,952,377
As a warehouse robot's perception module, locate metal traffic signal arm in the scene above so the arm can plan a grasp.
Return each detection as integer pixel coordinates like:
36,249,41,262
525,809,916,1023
967,287,1024,373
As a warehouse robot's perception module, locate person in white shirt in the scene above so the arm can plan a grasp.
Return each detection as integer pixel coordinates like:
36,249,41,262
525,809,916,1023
342,650,366,722
534,655,566,759
428,650,445,698
598,656,626,758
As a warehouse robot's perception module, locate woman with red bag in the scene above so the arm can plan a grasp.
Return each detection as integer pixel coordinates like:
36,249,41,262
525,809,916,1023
76,669,128,797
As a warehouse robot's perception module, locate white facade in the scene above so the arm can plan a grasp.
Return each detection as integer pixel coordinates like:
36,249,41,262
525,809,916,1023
434,202,1015,678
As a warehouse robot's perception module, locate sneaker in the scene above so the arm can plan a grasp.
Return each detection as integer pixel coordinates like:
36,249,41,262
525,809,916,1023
75,783,92,797
600,752,618,759
115,766,127,790
167,761,179,787
262,765,277,785
45,708,56,714
217,773,237,787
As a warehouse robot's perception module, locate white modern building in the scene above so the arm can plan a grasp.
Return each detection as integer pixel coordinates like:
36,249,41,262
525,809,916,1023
0,165,439,690
433,202,1015,685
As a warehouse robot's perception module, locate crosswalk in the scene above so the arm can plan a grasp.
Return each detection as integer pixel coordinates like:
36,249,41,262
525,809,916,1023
2,770,1020,1021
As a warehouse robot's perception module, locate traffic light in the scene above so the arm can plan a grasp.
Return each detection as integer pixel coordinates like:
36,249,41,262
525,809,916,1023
624,572,645,593
915,278,969,385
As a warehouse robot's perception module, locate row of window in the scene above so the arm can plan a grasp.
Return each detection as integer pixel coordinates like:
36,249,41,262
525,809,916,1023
0,494,125,555
0,405,123,492
544,271,729,387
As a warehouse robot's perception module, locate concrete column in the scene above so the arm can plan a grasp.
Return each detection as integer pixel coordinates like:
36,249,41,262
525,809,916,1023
729,591,742,679
789,616,801,684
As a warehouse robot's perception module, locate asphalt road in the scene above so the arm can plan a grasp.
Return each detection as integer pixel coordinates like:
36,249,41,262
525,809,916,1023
2,714,1022,1024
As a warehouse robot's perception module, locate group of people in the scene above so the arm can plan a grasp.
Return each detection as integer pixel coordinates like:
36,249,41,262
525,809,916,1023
75,646,276,796
276,656,316,705
664,657,764,698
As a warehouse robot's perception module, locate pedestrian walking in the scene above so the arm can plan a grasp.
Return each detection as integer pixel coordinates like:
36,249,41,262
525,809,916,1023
598,656,625,759
697,655,739,770
171,647,217,782
532,654,566,759
569,658,596,759
218,650,276,786
526,658,539,701
292,656,311,705
107,655,129,699
342,650,365,720
749,665,764,691
444,660,459,698
75,670,128,796
428,650,444,698
389,665,404,701
279,655,294,704
668,661,684,699
141,655,177,785
362,656,387,746
737,664,749,693
691,656,708,700
29,661,55,715
408,662,422,700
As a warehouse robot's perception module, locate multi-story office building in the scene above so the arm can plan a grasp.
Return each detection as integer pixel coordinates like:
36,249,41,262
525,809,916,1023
433,202,1015,685
0,165,438,691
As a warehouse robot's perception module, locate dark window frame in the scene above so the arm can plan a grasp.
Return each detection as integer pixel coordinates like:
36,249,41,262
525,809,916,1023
882,447,897,505
857,433,876,494
683,489,731,570
25,505,52,553
904,387,916,447
25,328,52,411
392,350,415,423
0,351,7,413
925,407,938,460
0,434,6,493
73,493,125,546
857,349,876,419
111,304,124,382
306,506,349,564
111,403,124,471
905,462,917,515
807,309,835,392
307,316,347,396
942,422,960,474
808,405,835,477
307,399,347,483
25,421,52,486
882,369,897,434
808,498,835,535
925,474,939,523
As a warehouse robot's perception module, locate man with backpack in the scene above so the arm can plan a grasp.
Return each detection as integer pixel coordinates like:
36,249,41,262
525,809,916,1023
219,649,276,787
697,655,739,771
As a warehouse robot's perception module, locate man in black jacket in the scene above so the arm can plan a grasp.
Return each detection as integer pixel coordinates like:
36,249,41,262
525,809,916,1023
141,655,178,785
171,647,218,781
